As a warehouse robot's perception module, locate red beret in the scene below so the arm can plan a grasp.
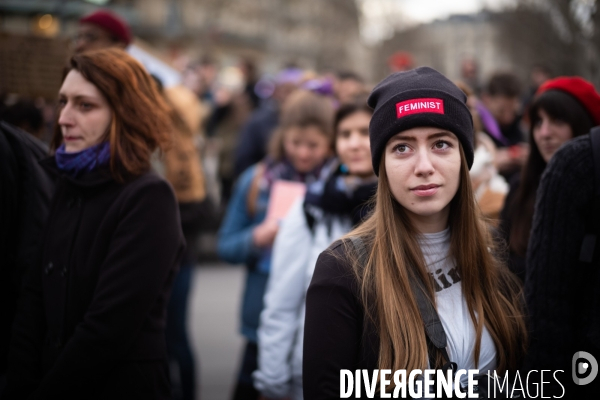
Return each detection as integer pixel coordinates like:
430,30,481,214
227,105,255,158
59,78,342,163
537,76,600,126
79,10,132,46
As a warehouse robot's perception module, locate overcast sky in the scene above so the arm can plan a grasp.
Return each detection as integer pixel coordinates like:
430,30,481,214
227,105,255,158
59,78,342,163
359,0,516,43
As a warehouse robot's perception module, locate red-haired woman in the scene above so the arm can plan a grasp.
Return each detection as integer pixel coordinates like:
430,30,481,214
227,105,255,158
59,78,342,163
303,68,527,398
5,48,184,399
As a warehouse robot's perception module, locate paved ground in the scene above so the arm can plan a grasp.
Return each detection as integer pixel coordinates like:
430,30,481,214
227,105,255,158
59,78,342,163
188,263,245,400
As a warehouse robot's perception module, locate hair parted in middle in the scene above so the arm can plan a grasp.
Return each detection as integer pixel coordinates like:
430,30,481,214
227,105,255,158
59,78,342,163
52,47,174,182
334,141,528,375
267,89,335,161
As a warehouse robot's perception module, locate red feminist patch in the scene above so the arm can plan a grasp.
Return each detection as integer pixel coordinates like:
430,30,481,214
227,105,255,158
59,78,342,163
396,98,444,118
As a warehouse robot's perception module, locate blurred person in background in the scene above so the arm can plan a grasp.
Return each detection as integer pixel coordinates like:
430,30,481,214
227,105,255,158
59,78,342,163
0,100,45,140
182,55,220,195
207,66,253,204
4,48,184,399
181,56,218,109
460,57,481,95
197,56,219,105
253,101,376,400
239,58,261,111
456,81,508,224
151,75,210,400
499,76,600,281
524,119,600,398
218,90,335,400
478,72,528,179
181,63,204,99
74,9,131,54
233,68,304,179
333,71,365,105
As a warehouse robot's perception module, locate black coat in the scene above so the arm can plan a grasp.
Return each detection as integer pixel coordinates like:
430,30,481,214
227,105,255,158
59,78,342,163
303,241,380,399
525,134,600,396
0,122,55,377
5,158,185,400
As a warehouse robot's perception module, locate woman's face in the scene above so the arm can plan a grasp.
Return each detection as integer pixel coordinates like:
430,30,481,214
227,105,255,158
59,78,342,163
533,109,573,163
283,125,331,173
58,70,112,153
335,111,373,177
384,126,461,232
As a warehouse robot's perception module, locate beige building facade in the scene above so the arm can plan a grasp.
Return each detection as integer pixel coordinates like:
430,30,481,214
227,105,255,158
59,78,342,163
0,0,371,80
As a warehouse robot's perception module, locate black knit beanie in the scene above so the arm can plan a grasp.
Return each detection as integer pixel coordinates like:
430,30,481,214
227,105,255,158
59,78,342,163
367,67,474,175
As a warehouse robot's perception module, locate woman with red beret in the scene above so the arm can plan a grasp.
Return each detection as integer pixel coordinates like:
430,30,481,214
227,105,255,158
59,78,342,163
499,76,600,281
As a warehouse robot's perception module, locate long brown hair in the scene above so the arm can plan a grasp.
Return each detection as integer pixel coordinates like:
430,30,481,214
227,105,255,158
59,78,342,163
338,144,527,374
52,48,173,182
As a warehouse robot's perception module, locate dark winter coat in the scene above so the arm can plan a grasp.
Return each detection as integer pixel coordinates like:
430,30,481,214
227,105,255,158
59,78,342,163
525,134,600,397
303,241,380,399
0,122,55,377
5,158,185,400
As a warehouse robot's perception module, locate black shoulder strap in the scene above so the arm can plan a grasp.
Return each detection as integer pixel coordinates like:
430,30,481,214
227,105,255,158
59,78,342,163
579,127,600,263
348,236,454,369
408,277,452,364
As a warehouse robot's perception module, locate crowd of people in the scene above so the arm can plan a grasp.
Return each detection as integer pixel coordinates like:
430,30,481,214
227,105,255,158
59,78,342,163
1,7,600,400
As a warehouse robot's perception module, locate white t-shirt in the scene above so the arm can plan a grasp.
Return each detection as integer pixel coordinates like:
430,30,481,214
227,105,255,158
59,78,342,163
418,228,497,385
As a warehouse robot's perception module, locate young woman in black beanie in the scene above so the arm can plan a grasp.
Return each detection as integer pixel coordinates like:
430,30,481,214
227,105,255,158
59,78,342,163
303,67,527,398
499,76,600,281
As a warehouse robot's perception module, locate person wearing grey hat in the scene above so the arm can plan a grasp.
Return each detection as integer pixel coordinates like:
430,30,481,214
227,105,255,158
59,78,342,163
303,67,527,398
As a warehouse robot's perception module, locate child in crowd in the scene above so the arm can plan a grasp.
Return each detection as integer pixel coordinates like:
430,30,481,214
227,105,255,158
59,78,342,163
217,90,335,400
254,101,377,400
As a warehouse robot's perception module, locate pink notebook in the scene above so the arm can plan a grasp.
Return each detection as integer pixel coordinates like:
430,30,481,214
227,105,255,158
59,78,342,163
266,180,307,220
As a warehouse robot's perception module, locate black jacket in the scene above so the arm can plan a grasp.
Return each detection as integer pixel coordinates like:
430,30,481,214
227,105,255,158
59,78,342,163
303,241,380,399
525,134,600,397
0,122,55,377
5,158,185,400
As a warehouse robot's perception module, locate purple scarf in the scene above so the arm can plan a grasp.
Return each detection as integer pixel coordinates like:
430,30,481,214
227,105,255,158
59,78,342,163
55,141,111,177
476,102,510,146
